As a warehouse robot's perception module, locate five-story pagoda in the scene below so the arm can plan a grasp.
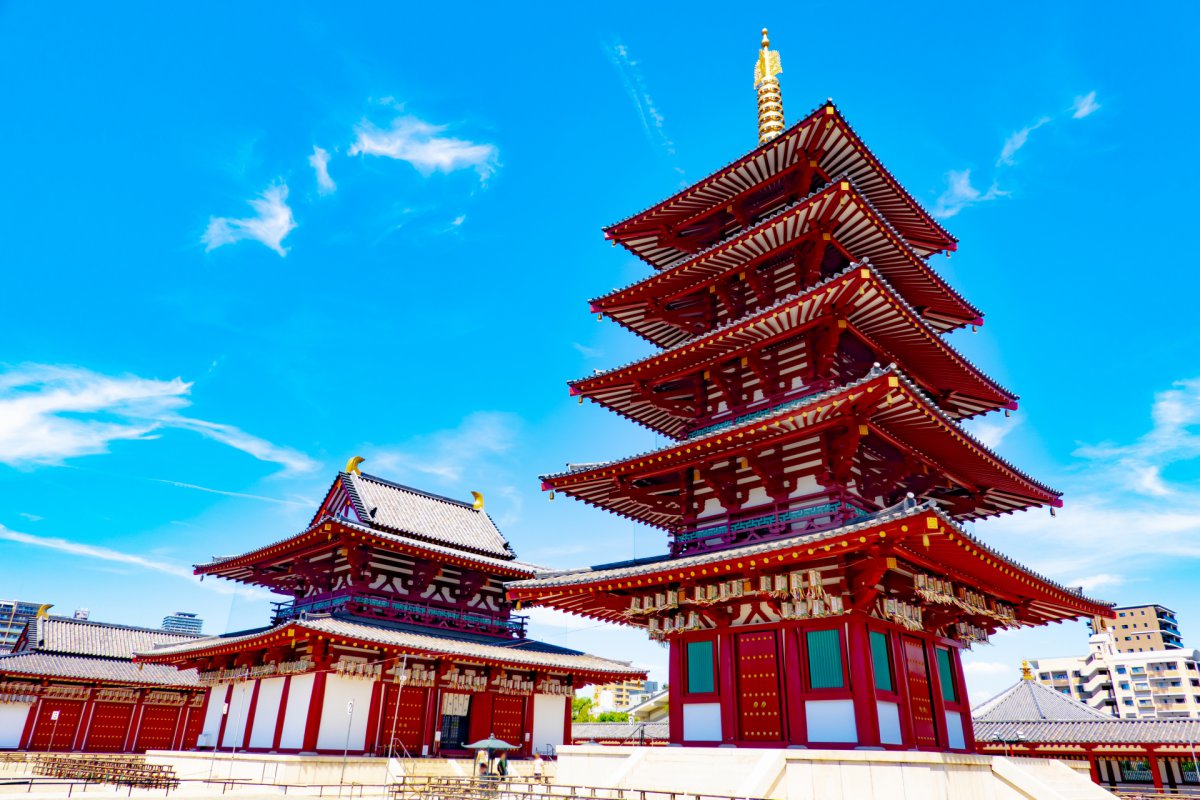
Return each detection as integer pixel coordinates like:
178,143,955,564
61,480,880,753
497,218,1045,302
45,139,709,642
508,31,1112,752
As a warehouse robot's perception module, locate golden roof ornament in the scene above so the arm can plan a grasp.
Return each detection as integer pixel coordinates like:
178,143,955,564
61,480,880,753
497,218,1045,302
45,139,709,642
1021,659,1033,680
754,28,784,145
345,455,365,475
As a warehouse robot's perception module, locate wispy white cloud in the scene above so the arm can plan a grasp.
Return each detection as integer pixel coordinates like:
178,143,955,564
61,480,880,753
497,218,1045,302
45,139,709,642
605,41,677,162
932,169,1006,219
572,342,603,359
0,525,268,598
1072,91,1101,119
350,116,498,181
997,117,1051,166
371,411,520,483
17,512,43,522
963,660,1015,677
203,184,296,256
309,146,336,194
1067,573,1124,592
985,377,1200,582
451,215,467,227
151,478,310,507
0,364,315,473
965,415,1021,450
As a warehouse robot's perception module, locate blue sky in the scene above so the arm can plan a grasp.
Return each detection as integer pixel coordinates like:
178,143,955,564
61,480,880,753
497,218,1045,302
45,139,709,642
1,2,1197,705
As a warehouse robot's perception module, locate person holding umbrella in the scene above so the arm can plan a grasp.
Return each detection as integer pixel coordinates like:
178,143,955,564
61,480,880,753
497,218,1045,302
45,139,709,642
464,733,518,783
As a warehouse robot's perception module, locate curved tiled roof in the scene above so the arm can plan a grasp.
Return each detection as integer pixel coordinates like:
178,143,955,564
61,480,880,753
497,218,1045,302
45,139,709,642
141,614,643,678
34,616,201,659
0,651,200,687
573,721,669,742
972,678,1112,722
344,473,515,559
975,719,1200,745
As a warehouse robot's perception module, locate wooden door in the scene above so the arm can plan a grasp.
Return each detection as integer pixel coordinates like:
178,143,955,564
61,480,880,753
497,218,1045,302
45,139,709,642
378,685,427,756
491,695,525,749
902,636,938,747
736,630,783,742
29,699,84,751
134,705,181,751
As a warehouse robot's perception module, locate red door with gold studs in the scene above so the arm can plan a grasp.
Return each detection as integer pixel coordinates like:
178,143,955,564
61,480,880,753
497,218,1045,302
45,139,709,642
378,685,427,756
902,636,939,747
736,630,783,742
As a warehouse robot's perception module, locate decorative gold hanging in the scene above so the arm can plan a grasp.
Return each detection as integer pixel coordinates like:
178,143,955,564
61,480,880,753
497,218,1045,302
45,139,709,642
754,28,784,144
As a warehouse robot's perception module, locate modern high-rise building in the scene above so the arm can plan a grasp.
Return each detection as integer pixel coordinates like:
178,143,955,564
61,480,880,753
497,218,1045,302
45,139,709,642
160,611,202,635
1089,604,1183,653
1030,629,1200,719
0,600,49,653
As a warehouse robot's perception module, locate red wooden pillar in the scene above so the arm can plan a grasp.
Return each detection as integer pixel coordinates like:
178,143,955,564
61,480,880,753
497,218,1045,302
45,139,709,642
717,631,737,744
1149,748,1165,791
667,641,683,746
781,627,805,746
124,690,147,753
241,679,263,749
924,639,949,749
215,684,235,749
19,694,42,750
302,671,328,753
520,682,537,756
272,676,292,751
423,687,441,756
363,680,384,756
73,688,97,751
846,618,879,747
1085,748,1099,784
562,688,573,748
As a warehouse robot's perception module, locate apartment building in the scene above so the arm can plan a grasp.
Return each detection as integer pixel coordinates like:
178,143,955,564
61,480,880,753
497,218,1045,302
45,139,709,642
0,600,49,653
1088,604,1183,653
1030,630,1200,719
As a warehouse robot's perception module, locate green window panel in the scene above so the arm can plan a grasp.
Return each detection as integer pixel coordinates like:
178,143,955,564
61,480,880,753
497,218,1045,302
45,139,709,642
936,647,958,703
686,640,715,694
806,629,844,689
869,631,894,692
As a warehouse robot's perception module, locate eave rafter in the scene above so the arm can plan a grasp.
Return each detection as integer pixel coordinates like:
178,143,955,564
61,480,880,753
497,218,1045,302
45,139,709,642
572,266,1017,439
604,102,957,265
593,180,979,348
546,369,1057,527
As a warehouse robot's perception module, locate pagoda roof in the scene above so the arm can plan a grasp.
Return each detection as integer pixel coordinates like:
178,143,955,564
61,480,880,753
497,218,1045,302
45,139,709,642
593,180,980,345
571,264,1016,437
605,101,956,265
543,366,1060,526
137,613,642,680
195,515,542,584
506,502,1109,627
324,471,515,560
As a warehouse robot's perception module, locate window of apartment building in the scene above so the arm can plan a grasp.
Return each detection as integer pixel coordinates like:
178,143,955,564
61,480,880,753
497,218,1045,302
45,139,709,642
1117,667,1127,674
1124,699,1134,706
1119,612,1126,617
1120,682,1130,690
1039,672,1051,681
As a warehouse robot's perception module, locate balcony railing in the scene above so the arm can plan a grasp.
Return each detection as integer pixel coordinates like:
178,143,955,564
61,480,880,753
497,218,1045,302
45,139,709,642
271,590,527,639
671,498,874,556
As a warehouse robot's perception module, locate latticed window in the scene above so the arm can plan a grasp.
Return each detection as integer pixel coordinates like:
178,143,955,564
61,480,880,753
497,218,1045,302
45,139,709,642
869,631,893,692
686,640,715,694
806,629,843,689
935,647,958,703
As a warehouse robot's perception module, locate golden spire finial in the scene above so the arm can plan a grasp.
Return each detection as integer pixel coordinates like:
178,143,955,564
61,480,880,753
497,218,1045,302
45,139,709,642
345,456,364,475
1021,659,1033,680
754,28,784,145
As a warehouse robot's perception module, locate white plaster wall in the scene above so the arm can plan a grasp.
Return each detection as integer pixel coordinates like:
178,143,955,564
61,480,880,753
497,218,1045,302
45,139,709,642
0,703,31,748
198,682,230,748
681,703,721,742
248,677,286,749
221,681,255,748
278,673,314,750
876,701,902,745
804,699,857,743
531,694,565,754
316,675,372,751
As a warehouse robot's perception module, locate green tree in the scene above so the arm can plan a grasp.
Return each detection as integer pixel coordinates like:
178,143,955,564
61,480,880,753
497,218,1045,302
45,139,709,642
594,711,629,722
572,696,593,722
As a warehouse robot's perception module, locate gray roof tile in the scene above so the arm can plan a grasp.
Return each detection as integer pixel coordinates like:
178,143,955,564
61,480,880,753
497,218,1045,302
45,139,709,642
32,616,201,659
345,473,514,559
572,722,668,741
972,679,1112,722
0,652,200,687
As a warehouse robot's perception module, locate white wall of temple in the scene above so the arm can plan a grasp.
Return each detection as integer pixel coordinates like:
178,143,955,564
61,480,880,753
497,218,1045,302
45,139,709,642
248,677,286,749
316,675,372,751
221,681,255,748
531,694,566,754
199,682,230,747
0,703,31,748
279,673,314,750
